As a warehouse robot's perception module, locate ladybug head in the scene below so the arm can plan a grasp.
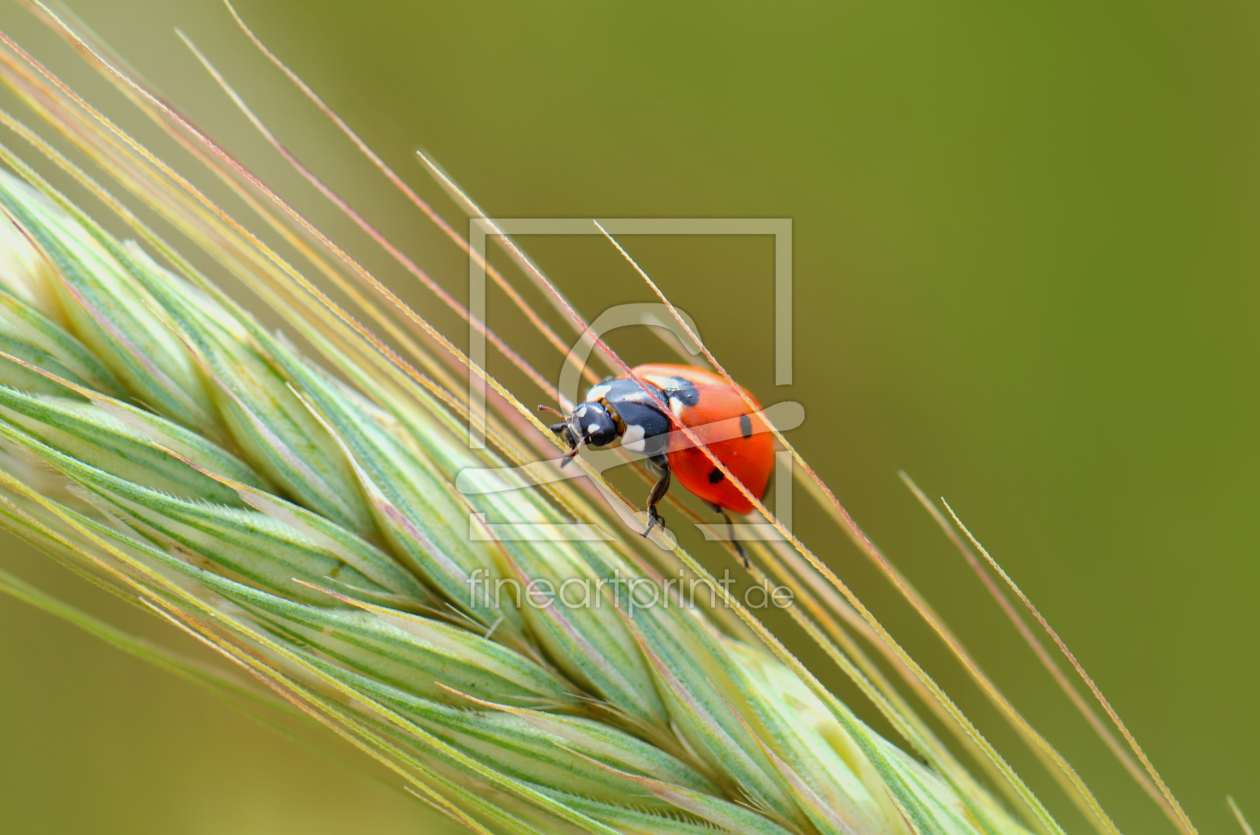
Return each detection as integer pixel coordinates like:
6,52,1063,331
570,401,620,448
543,400,620,468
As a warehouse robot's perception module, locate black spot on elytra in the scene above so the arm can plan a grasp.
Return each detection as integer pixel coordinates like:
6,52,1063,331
662,378,699,406
708,467,725,484
739,414,753,439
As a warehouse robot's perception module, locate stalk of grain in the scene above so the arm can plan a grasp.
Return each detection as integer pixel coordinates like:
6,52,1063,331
0,142,1035,835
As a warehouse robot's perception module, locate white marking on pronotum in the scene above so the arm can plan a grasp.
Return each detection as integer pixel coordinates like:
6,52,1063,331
622,423,647,452
669,397,686,418
643,375,674,390
575,404,589,418
586,384,611,401
586,423,600,435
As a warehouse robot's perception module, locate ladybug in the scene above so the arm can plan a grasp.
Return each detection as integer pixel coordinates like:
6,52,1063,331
541,364,773,565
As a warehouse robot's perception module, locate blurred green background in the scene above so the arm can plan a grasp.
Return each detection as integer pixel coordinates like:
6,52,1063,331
0,1,1257,833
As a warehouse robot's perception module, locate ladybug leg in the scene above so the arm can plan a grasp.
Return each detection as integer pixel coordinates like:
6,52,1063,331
644,505,667,538
548,421,578,451
708,502,748,569
642,455,671,538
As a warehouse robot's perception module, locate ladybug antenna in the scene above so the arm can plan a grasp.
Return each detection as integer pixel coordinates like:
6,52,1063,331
537,404,567,419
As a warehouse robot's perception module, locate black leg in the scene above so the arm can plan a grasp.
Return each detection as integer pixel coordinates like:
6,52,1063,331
709,503,747,568
644,504,666,538
548,421,577,450
642,457,671,538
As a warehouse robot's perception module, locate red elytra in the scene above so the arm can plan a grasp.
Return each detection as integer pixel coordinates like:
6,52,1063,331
628,364,773,515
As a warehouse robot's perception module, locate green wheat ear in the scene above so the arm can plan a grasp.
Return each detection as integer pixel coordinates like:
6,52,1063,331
0,163,980,835
0,2,1203,835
